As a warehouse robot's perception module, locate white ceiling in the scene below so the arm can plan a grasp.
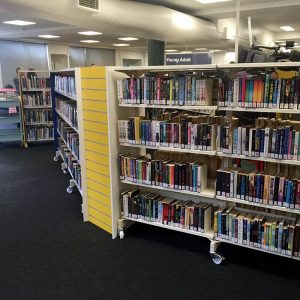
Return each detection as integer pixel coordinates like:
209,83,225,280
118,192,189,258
0,0,300,52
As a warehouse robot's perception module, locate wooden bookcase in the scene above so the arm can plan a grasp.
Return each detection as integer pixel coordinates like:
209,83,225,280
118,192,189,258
19,70,54,147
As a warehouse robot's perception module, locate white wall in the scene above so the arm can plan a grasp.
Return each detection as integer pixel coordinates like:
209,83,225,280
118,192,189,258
115,50,148,66
212,52,236,64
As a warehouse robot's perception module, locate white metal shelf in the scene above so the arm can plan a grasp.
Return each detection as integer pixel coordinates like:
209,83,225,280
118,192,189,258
120,142,216,156
58,149,82,196
218,107,300,114
57,130,80,162
26,121,53,125
27,138,54,142
115,64,217,72
218,62,300,69
121,179,216,199
217,152,300,165
215,237,300,260
216,195,300,215
123,216,214,239
22,88,50,92
24,105,52,109
54,89,77,101
55,109,79,133
119,103,217,110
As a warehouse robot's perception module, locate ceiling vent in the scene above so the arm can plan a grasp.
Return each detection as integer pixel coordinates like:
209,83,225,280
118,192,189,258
78,0,99,11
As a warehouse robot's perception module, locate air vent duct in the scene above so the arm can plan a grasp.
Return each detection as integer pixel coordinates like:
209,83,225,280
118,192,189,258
78,0,99,11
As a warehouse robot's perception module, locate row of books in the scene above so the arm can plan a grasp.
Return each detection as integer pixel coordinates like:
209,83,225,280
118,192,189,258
218,76,300,109
219,124,300,161
214,208,299,256
117,76,213,106
59,142,81,189
56,100,78,130
118,117,217,151
119,154,208,193
216,168,300,210
20,75,50,90
57,118,80,160
27,125,54,140
121,189,213,232
54,75,76,98
25,110,53,124
23,92,51,107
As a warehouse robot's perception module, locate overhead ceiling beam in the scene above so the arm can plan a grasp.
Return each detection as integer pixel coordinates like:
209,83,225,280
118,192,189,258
194,0,300,17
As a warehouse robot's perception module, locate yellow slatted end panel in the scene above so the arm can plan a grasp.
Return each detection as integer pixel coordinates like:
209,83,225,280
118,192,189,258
84,120,108,134
89,198,111,217
89,216,112,234
85,140,109,155
80,66,112,235
87,178,111,196
81,79,106,90
85,150,109,166
85,131,108,145
83,100,107,112
82,90,107,101
80,66,106,79
83,110,108,122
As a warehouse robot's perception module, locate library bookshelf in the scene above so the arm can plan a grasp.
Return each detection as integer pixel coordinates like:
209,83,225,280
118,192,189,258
51,63,300,265
19,70,54,147
112,62,300,264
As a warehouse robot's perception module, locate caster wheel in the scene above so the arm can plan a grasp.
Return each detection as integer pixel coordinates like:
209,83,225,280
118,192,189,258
53,156,58,162
63,169,68,174
67,186,73,194
210,253,224,265
119,230,125,239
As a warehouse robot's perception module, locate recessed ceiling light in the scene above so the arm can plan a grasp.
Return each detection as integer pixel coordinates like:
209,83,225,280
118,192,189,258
118,37,139,41
181,51,192,54
2,20,36,26
280,26,295,32
113,43,130,47
211,49,223,52
38,35,60,39
165,49,178,52
80,40,100,43
194,48,207,51
194,0,232,3
78,31,102,35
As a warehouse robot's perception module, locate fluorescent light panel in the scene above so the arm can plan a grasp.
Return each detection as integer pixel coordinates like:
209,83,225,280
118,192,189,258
181,51,192,54
80,40,100,43
195,48,207,50
38,35,60,39
118,37,139,41
194,0,232,4
78,31,102,35
280,26,295,31
165,49,177,52
3,20,36,26
113,43,130,47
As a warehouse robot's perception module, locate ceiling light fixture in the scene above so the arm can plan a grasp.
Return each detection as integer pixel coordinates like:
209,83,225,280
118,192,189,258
80,40,100,43
3,20,36,26
280,26,295,32
78,31,102,35
113,43,130,47
181,51,192,54
38,35,60,39
194,48,207,51
194,0,232,4
118,37,139,41
165,49,178,52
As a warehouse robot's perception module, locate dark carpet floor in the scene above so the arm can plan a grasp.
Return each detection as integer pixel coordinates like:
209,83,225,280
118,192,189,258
0,144,300,300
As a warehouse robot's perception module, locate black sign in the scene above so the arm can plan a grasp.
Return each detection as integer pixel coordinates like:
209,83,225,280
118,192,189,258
165,53,212,65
